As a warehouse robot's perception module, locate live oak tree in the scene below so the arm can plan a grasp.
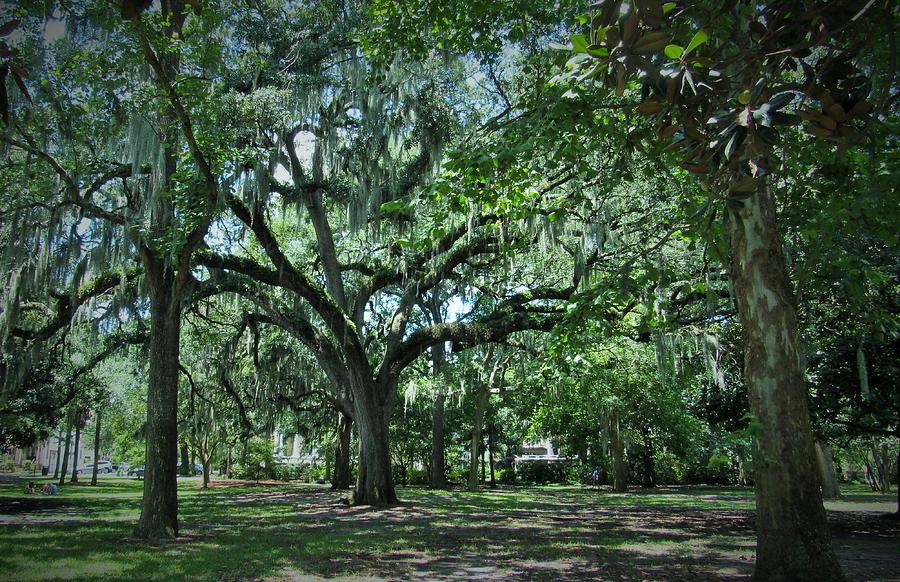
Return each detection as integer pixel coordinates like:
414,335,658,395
1,0,229,538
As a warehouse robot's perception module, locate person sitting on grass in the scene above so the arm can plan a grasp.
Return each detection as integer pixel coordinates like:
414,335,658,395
40,482,58,495
25,481,36,494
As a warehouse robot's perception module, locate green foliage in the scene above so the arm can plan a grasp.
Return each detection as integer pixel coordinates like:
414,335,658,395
236,437,277,481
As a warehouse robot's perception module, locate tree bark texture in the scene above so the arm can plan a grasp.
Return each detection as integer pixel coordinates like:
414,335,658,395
179,441,190,476
641,431,655,488
468,382,490,491
91,410,102,486
331,411,353,490
431,389,447,488
609,411,627,492
352,390,396,505
70,417,81,483
728,187,844,582
58,415,72,487
488,423,496,488
134,277,181,539
53,428,64,480
815,441,841,500
430,339,448,489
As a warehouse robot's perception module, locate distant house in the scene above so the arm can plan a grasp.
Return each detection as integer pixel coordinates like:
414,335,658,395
271,430,320,466
513,438,565,469
3,433,93,474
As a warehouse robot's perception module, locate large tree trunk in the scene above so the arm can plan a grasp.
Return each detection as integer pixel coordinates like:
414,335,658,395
352,389,396,505
179,441,190,476
431,390,447,489
53,428,64,480
200,432,211,489
331,411,353,490
609,411,627,492
134,278,181,539
58,414,72,487
467,383,490,491
815,441,841,500
430,340,448,489
728,186,844,582
70,415,82,483
91,410,102,486
641,431,655,488
488,423,496,488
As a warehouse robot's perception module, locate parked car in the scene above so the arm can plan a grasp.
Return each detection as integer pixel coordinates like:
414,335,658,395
176,462,204,475
76,461,113,475
128,466,145,478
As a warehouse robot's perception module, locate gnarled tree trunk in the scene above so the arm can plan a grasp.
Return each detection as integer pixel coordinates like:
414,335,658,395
352,386,396,505
134,273,181,539
728,186,844,582
331,411,353,490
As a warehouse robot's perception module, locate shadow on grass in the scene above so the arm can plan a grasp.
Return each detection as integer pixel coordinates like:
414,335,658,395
1,480,897,581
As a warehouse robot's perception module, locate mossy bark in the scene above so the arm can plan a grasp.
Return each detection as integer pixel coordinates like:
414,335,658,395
728,187,844,582
331,411,353,490
352,386,396,505
134,270,181,540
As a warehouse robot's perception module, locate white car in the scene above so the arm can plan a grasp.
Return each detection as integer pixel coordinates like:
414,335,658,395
77,460,113,474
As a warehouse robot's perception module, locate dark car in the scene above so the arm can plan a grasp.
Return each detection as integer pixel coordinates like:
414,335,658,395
127,466,145,478
176,462,204,475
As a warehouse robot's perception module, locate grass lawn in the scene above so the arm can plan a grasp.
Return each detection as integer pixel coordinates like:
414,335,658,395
0,476,897,581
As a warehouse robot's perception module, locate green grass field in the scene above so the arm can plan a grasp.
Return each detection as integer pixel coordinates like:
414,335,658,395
0,476,897,581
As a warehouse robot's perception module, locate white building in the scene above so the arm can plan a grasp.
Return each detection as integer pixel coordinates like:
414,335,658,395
3,431,93,474
271,430,320,465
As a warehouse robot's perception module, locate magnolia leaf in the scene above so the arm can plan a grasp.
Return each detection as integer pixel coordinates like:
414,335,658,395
826,103,847,123
636,99,663,115
659,124,678,140
631,31,670,54
570,33,589,53
680,163,711,174
587,44,610,58
724,128,746,159
847,100,872,117
664,44,683,59
662,2,677,15
615,63,626,96
684,29,708,56
764,92,795,112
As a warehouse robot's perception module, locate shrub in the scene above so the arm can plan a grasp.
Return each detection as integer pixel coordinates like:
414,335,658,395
407,467,428,485
496,468,516,484
515,460,569,484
